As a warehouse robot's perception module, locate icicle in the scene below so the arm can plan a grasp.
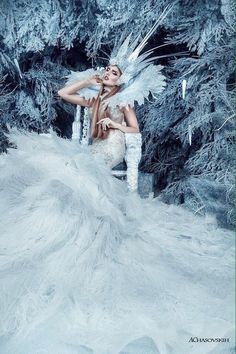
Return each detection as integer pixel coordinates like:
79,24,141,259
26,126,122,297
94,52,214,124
13,59,23,79
188,124,192,146
182,79,187,99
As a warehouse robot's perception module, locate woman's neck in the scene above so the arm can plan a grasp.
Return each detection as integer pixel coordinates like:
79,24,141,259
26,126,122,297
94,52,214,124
100,85,120,101
103,85,116,93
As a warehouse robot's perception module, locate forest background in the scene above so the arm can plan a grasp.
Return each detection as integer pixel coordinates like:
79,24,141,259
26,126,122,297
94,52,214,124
0,0,234,229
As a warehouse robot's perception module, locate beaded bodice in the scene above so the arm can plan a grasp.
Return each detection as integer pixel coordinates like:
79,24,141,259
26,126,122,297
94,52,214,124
88,105,125,124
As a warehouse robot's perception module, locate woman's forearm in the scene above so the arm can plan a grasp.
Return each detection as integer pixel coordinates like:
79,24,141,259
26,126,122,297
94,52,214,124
115,122,140,133
58,79,90,96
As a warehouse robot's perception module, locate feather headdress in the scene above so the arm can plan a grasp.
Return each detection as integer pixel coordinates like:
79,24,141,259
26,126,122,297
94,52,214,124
109,4,173,85
66,4,179,108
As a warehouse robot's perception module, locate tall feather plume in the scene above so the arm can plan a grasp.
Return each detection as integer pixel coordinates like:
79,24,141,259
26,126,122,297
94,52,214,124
128,3,175,61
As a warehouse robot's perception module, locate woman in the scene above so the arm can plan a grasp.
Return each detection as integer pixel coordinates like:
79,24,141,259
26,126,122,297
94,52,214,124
0,24,234,354
58,64,140,168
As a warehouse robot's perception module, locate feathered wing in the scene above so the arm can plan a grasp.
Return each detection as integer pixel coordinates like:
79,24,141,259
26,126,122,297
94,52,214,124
106,64,167,108
63,63,166,107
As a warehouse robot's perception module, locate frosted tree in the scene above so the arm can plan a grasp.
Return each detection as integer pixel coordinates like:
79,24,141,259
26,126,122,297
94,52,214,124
0,0,234,228
138,0,235,228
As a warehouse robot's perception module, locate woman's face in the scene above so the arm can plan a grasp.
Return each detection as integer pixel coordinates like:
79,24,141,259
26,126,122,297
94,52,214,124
102,65,122,86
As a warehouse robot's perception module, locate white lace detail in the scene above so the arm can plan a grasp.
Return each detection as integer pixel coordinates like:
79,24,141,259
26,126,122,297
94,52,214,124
80,108,90,145
90,129,126,169
108,106,125,123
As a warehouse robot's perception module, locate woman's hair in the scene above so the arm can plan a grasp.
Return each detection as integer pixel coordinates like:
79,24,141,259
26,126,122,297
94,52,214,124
90,84,121,140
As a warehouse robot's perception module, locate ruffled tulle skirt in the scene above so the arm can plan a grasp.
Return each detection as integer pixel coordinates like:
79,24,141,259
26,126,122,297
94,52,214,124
0,129,234,354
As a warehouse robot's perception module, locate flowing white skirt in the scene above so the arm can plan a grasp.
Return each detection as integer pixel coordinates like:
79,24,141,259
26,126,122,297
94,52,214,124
0,129,234,354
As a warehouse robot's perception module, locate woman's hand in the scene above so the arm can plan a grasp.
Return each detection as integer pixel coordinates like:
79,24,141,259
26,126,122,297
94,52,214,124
87,75,103,86
97,118,119,130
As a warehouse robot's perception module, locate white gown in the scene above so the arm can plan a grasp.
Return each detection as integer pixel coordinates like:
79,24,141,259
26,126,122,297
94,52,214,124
0,128,234,354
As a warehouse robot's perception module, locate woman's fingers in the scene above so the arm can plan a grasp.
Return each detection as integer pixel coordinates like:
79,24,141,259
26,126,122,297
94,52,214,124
97,119,104,124
97,118,110,124
97,118,112,130
95,75,103,83
89,75,102,86
102,121,109,130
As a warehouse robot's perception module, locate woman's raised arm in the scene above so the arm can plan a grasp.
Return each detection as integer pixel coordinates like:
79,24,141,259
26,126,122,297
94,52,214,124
58,77,97,107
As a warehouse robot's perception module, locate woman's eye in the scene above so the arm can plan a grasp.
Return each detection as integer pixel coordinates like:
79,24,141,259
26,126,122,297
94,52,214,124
113,72,117,76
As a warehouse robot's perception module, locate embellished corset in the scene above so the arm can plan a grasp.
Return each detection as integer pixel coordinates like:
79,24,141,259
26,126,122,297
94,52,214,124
88,105,125,125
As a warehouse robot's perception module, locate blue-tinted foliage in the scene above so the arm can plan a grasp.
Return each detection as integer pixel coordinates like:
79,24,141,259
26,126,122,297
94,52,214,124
0,0,234,228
